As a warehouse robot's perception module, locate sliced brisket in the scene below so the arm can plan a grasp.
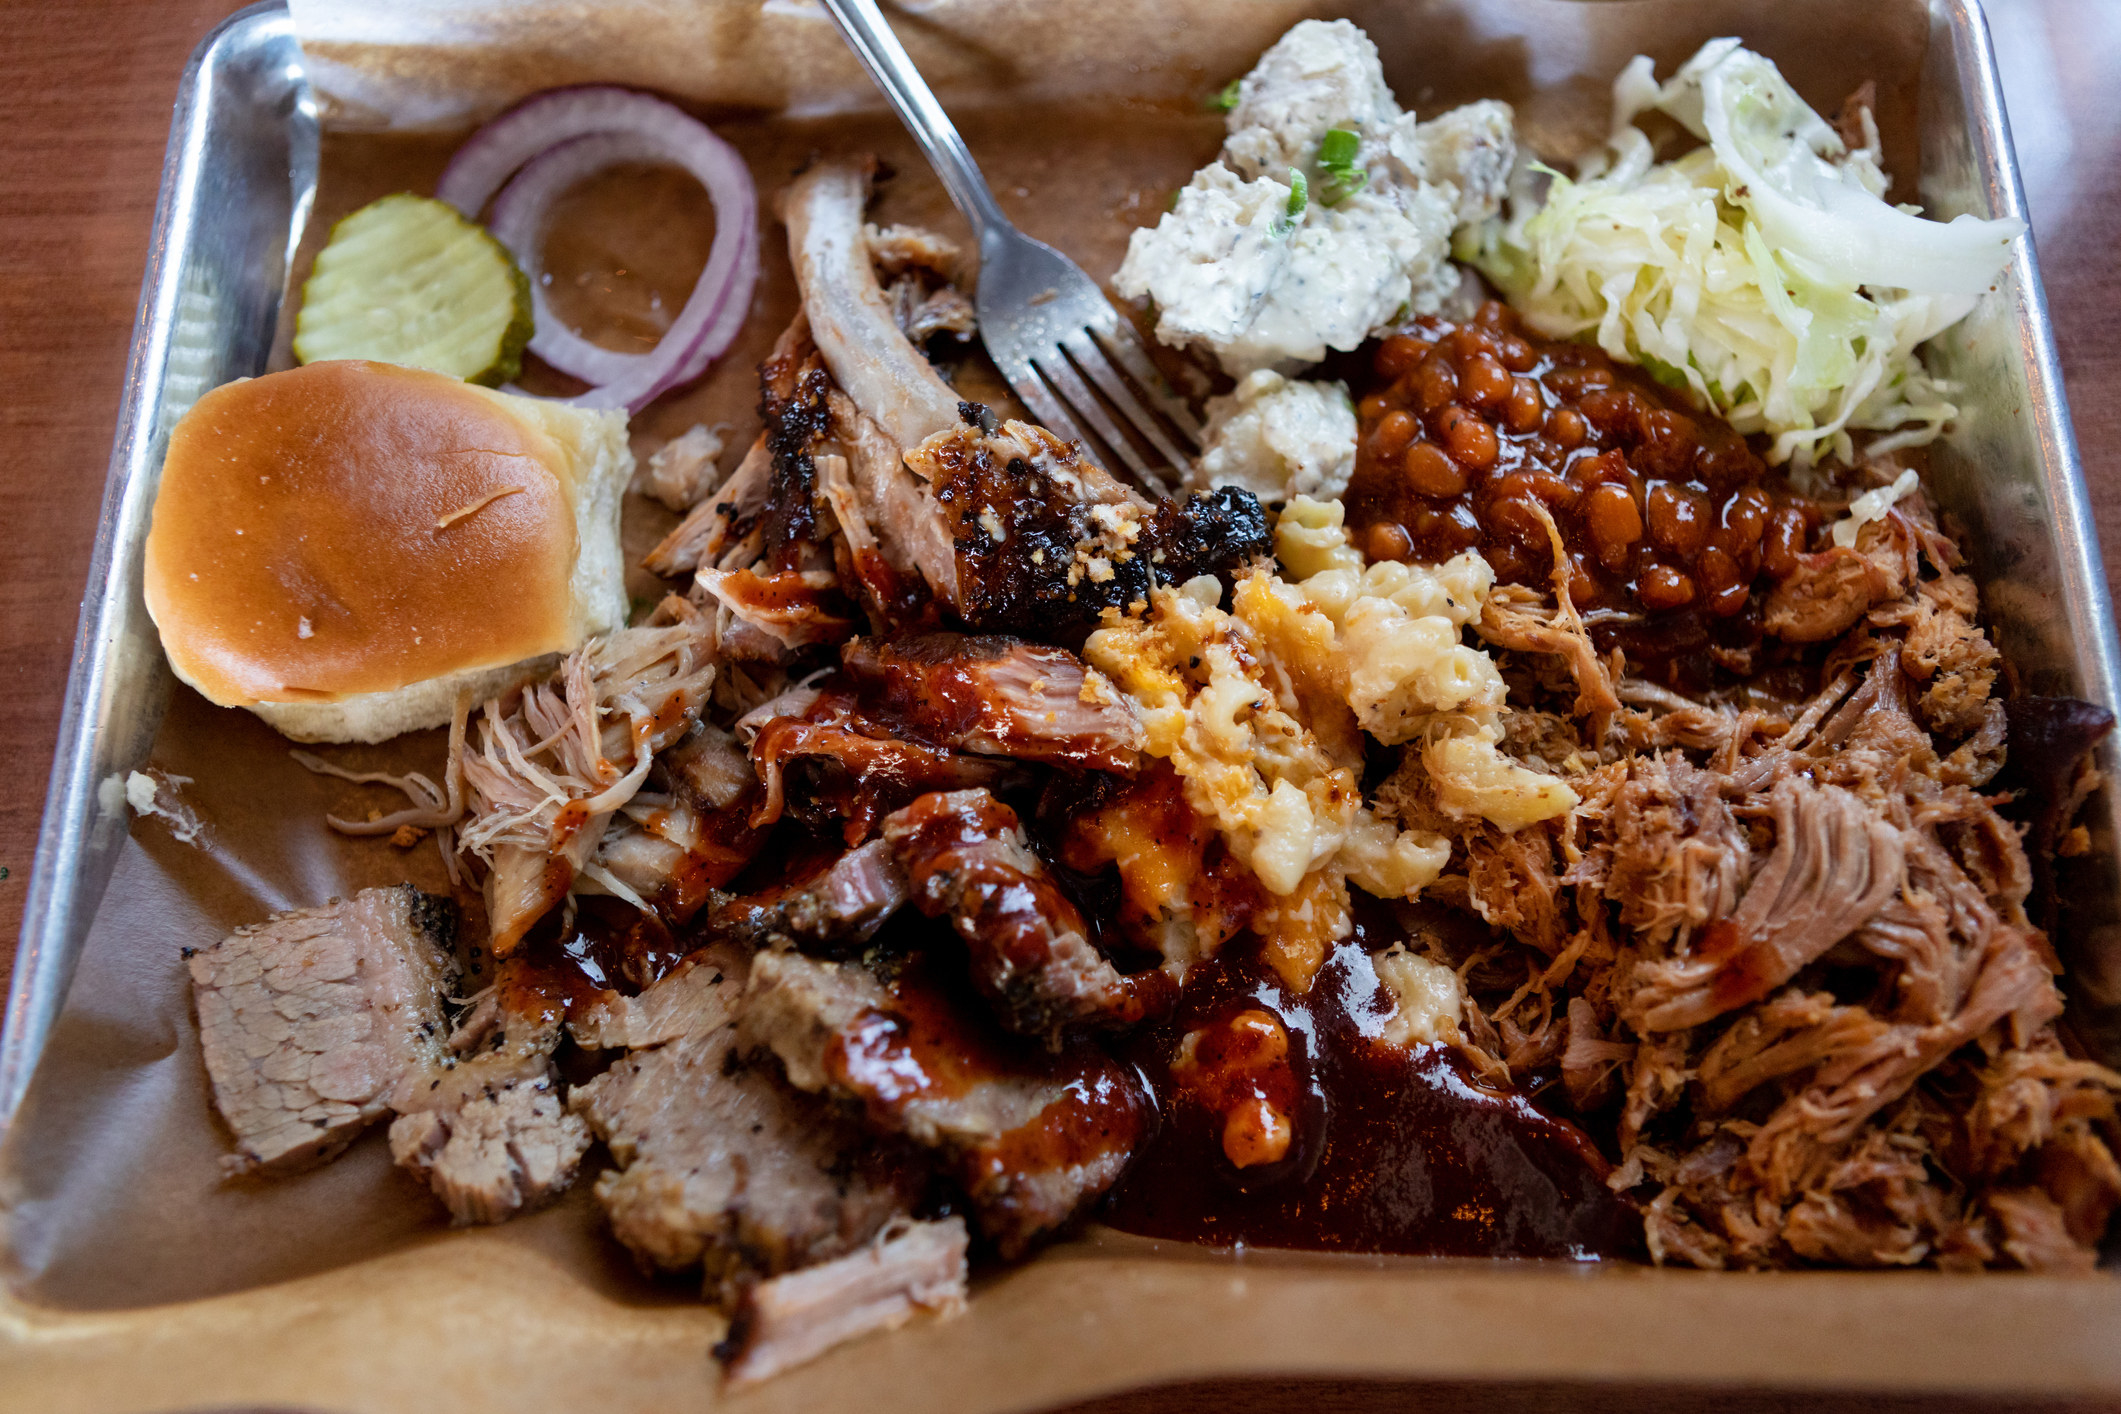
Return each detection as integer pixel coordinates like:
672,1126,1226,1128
385,972,589,1225
571,944,918,1284
388,1075,588,1227
570,948,747,1051
188,886,457,1176
721,1216,969,1386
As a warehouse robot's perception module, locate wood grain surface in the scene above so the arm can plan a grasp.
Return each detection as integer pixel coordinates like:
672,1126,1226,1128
3,2,2118,1410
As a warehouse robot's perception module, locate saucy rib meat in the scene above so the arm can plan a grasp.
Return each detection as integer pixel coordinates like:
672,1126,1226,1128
840,632,1144,774
881,788,1172,1040
740,949,1151,1256
740,682,1022,844
737,632,1148,847
700,838,910,957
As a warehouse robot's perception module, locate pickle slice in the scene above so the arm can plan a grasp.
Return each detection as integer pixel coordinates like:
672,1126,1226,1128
292,193,534,386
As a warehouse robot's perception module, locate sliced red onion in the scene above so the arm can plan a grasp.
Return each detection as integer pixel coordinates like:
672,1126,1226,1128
488,132,666,388
436,86,758,412
436,86,671,219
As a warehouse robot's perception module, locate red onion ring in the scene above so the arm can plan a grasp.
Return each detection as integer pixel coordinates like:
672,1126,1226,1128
436,86,758,411
488,132,678,389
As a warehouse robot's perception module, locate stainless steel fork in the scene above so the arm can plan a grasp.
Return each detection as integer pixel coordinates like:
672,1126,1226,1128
818,0,1202,494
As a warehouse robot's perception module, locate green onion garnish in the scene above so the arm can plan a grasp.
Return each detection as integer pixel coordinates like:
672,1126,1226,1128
1316,126,1367,205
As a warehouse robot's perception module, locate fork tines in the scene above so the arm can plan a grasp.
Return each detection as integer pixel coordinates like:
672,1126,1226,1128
1007,314,1201,499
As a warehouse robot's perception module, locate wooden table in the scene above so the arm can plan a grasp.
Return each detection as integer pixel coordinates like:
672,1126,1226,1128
3,3,2118,1410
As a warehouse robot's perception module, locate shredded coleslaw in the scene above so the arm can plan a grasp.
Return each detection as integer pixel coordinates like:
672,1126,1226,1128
1460,40,2023,468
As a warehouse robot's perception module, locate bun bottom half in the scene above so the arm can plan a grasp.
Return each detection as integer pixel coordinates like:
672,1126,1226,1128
233,654,562,745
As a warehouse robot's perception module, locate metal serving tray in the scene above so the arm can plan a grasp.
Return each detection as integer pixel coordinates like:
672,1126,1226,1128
2,2,318,1121
7,0,2118,1158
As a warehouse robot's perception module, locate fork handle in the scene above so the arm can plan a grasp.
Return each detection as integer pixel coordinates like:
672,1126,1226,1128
816,0,1012,243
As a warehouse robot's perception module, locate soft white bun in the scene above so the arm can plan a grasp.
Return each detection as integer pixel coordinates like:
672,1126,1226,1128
143,360,632,743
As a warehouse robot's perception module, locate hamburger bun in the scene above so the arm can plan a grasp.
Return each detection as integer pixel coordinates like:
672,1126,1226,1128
144,360,633,743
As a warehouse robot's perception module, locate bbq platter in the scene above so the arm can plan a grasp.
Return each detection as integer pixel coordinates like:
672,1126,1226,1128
6,1,2120,1409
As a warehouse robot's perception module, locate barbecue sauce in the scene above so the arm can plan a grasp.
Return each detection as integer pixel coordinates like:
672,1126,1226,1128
493,896,693,1024
1103,920,1640,1260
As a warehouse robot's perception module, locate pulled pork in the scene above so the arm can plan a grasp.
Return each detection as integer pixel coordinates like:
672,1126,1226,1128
455,614,720,952
1404,490,2121,1270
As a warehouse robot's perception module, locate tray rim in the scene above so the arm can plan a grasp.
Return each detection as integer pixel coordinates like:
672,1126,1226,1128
1,0,317,1124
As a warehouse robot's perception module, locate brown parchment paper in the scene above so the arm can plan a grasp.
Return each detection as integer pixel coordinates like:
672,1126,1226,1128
8,1,2121,1409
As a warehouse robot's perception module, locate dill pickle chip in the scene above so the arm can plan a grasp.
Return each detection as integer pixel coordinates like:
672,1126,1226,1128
292,193,533,386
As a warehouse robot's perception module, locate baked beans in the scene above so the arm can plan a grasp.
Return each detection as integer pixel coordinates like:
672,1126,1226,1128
1343,302,1824,617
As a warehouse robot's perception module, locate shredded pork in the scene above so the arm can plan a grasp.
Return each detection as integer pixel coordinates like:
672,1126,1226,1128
1418,492,2121,1270
455,616,718,951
